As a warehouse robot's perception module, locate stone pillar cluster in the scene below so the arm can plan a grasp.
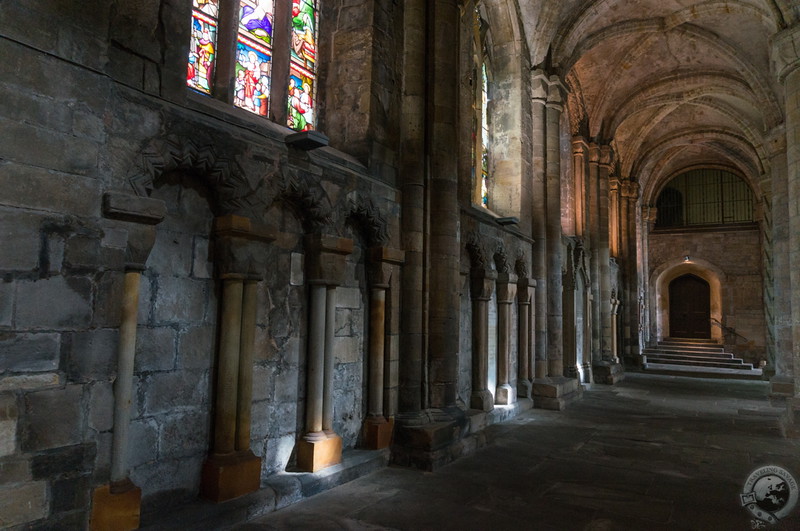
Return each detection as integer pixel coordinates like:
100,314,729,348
516,277,536,398
297,235,354,472
495,271,518,405
201,215,275,501
470,268,496,412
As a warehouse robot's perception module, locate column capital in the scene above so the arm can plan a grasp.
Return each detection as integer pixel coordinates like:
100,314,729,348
214,215,276,280
102,191,167,271
572,137,589,154
368,246,404,287
766,124,787,157
609,177,621,192
599,145,614,168
621,180,640,200
305,234,354,285
771,24,800,83
470,269,497,300
546,75,566,111
531,69,549,103
642,205,658,223
588,143,601,163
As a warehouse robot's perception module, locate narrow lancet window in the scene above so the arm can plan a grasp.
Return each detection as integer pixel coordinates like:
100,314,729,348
188,0,220,94
235,0,275,116
287,0,318,131
480,62,490,207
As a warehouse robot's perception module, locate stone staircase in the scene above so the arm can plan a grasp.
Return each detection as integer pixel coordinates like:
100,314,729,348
642,338,763,380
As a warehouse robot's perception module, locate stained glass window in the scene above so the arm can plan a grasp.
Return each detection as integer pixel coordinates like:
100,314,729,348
287,0,318,131
235,1,274,115
188,0,220,94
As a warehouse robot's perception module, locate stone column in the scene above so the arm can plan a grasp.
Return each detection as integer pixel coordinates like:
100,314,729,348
495,272,517,405
609,177,620,258
398,0,426,417
573,139,588,238
91,192,164,531
531,71,549,379
620,181,638,363
470,270,496,411
298,235,353,472
546,77,565,377
517,277,536,398
365,247,405,449
583,291,594,381
598,147,613,363
611,295,621,363
562,268,577,378
642,206,658,344
587,144,601,363
772,25,800,397
202,215,274,502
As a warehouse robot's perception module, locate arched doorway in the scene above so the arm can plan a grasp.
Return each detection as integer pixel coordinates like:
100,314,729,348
668,274,711,339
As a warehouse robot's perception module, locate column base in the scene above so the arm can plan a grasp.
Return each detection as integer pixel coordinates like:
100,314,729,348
297,432,342,472
470,389,494,412
364,416,393,450
532,376,583,411
580,363,594,383
390,406,469,471
592,361,625,385
517,378,532,399
89,480,141,531
495,384,515,405
770,375,795,399
201,450,262,503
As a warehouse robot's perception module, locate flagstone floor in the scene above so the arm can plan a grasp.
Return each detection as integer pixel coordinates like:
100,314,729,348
237,374,800,530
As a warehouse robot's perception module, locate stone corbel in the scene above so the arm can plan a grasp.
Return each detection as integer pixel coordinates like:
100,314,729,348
546,75,566,112
102,191,167,270
771,24,800,83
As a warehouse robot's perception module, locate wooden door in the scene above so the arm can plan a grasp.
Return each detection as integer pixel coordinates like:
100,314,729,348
669,274,711,338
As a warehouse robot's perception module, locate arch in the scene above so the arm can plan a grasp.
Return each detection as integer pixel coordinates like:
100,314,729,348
649,257,726,343
127,134,263,216
343,194,389,248
272,164,333,232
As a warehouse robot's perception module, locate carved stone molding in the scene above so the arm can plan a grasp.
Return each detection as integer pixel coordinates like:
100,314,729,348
465,232,489,273
127,135,262,216
276,165,332,232
514,252,529,279
493,244,511,275
345,194,390,247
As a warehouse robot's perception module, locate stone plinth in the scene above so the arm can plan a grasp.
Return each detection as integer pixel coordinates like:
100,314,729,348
593,362,625,385
90,482,141,531
390,407,469,471
297,434,342,472
532,376,583,410
200,451,261,502
364,417,393,450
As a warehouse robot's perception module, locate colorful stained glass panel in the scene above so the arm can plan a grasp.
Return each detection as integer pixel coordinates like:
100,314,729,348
239,0,274,46
480,63,490,207
288,0,318,130
188,6,219,94
287,64,314,131
234,38,272,116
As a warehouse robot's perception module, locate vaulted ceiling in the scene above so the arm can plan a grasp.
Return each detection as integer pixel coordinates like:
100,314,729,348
518,0,799,201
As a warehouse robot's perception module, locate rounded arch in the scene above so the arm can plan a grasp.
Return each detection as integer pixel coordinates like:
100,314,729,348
649,257,727,342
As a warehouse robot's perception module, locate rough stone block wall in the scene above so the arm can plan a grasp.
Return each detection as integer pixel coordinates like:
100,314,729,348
649,228,767,363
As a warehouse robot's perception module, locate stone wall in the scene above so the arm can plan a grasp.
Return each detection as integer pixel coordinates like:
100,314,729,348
0,0,402,527
648,227,767,363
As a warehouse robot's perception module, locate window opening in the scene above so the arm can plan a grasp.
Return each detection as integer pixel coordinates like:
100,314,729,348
188,0,220,94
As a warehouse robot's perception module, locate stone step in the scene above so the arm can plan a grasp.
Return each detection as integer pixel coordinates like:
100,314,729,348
662,337,720,344
643,349,735,360
656,342,726,351
643,355,754,370
642,362,763,380
643,352,741,364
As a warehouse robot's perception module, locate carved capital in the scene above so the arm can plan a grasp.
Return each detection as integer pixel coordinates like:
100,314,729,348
531,69,550,103
572,137,589,155
102,191,167,270
368,247,405,287
214,215,276,280
599,145,614,168
516,277,536,303
588,143,601,164
470,269,497,301
496,277,517,304
771,24,800,83
304,234,354,285
621,181,640,200
609,178,621,193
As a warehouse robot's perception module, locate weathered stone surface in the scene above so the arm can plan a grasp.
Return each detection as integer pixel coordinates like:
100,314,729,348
192,236,212,279
0,333,60,373
0,209,41,271
31,443,95,480
0,281,12,327
0,393,18,457
67,329,118,381
88,381,113,432
0,373,61,392
23,385,83,452
159,411,210,459
0,457,30,485
0,481,48,527
177,325,215,370
127,418,158,469
16,276,93,330
142,370,208,416
135,327,177,372
153,277,207,324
